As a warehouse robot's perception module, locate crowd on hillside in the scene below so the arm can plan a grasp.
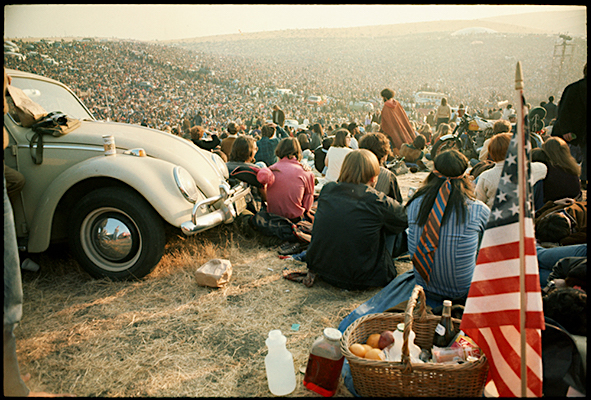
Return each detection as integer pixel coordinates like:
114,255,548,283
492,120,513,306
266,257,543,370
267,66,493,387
4,33,586,137
4,35,587,397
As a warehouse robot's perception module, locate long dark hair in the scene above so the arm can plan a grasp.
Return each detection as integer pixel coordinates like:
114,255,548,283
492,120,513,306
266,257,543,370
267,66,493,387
406,149,475,226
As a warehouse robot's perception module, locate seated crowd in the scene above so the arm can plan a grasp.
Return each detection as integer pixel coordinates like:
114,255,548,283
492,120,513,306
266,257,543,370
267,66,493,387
201,84,587,369
4,38,587,398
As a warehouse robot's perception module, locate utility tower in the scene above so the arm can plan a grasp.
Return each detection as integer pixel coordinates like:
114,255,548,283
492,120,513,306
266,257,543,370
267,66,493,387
551,34,574,95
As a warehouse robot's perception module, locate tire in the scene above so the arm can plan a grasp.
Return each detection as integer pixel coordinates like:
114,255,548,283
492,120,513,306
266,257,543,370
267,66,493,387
431,137,462,159
68,187,165,280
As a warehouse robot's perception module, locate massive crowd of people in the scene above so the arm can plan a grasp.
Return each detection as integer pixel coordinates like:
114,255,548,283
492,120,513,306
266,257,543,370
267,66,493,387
4,31,586,137
4,31,587,397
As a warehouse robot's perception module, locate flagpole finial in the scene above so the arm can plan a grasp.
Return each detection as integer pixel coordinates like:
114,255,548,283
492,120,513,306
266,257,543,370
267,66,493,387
515,61,524,90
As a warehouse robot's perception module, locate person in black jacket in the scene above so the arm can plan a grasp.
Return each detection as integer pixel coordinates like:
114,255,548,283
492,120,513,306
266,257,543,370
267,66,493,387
306,149,408,290
189,125,221,151
552,63,587,189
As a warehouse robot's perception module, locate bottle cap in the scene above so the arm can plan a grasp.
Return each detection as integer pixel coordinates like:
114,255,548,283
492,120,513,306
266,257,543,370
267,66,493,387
266,329,286,346
323,327,342,341
443,300,452,307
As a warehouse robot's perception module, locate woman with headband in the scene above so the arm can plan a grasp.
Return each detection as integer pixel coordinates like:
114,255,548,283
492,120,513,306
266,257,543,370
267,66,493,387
406,149,490,308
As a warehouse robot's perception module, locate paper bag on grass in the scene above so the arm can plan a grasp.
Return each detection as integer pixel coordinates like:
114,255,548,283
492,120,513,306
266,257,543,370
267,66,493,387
195,259,232,288
6,85,47,127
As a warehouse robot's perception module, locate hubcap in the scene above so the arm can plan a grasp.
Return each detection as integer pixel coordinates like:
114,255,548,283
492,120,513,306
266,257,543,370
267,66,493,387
80,207,141,272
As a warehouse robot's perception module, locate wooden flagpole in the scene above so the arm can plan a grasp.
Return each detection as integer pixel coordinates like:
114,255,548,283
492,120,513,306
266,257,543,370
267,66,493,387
515,61,527,397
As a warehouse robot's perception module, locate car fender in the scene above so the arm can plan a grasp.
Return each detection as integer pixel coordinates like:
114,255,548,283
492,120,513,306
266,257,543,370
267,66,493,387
27,154,203,252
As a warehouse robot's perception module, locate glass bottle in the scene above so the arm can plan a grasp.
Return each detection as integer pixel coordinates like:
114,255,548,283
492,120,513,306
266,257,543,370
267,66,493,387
265,329,297,396
303,328,345,397
433,300,458,348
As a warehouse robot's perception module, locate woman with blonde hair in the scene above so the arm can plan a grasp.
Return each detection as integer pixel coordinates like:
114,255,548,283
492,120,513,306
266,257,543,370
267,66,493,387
540,136,582,202
306,149,408,290
435,97,451,129
431,122,451,145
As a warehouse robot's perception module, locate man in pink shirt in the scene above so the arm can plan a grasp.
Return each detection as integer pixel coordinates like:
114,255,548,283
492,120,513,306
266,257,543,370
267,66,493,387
257,137,315,222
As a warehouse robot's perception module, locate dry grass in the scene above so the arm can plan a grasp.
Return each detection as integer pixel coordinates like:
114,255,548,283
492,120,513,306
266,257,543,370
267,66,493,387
16,172,427,397
16,226,388,397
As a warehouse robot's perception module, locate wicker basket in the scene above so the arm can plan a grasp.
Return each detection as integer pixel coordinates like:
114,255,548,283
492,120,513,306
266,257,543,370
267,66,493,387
341,285,489,397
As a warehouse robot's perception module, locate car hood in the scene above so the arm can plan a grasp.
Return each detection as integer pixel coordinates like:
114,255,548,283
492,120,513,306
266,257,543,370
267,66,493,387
34,120,226,197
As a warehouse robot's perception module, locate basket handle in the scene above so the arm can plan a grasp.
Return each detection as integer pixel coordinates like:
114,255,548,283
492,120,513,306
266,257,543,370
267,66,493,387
401,285,427,372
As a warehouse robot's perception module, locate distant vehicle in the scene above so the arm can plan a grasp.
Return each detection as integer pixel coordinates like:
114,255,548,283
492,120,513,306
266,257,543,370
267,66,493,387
5,52,25,61
306,95,324,106
138,81,154,89
349,100,374,112
4,40,19,53
414,91,447,105
284,119,307,130
42,57,58,66
276,88,294,97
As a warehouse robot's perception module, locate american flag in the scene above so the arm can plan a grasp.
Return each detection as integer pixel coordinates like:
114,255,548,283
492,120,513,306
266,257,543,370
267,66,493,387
460,70,545,397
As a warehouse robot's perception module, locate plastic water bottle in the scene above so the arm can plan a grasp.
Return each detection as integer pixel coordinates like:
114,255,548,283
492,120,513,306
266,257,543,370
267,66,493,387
265,330,297,396
400,322,422,363
389,323,422,363
389,324,404,362
303,328,345,397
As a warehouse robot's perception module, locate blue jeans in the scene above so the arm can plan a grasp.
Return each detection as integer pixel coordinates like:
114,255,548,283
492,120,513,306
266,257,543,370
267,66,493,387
537,244,587,287
3,177,29,396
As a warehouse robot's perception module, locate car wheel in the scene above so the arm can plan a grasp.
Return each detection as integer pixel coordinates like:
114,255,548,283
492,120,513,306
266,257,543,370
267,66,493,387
69,187,165,280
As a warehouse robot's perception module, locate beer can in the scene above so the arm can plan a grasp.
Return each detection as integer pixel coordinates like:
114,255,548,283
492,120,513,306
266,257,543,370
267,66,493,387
102,135,116,156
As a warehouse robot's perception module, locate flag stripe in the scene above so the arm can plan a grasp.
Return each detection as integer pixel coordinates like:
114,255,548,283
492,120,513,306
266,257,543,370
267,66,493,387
461,310,545,330
471,256,541,282
479,221,535,248
477,238,537,264
467,275,542,297
464,326,543,397
462,292,543,313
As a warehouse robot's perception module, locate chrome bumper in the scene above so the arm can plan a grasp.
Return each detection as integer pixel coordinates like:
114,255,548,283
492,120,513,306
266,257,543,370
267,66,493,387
180,181,251,236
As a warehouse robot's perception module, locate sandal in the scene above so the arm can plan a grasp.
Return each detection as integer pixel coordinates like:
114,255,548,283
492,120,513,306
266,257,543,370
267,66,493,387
282,269,315,287
278,241,308,256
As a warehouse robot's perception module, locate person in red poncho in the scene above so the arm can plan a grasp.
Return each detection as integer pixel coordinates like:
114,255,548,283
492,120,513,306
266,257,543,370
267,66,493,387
379,88,415,156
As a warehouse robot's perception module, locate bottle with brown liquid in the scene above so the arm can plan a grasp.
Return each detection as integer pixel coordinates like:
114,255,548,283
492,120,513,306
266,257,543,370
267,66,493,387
433,300,457,348
303,328,345,397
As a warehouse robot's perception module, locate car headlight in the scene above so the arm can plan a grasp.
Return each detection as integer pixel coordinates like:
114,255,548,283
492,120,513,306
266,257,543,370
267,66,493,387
211,152,229,179
173,166,199,203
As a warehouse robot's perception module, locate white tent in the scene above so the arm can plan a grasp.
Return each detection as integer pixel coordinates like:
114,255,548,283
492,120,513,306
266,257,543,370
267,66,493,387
451,27,498,36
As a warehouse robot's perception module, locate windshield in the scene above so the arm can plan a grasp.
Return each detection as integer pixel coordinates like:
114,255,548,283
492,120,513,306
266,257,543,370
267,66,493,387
9,76,94,122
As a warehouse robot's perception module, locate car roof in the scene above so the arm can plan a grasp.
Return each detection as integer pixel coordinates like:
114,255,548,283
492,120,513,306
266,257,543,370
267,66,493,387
6,68,65,87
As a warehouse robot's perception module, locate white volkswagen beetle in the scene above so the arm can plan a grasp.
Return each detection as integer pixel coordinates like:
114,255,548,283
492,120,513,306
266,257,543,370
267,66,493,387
4,68,251,280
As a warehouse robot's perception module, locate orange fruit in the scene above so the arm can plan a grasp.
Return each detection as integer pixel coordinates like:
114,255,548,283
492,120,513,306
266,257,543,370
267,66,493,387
366,333,381,348
349,343,367,358
365,348,386,360
362,344,373,353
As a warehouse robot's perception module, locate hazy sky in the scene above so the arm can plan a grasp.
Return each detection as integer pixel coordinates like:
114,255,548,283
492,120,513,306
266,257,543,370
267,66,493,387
4,4,584,41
